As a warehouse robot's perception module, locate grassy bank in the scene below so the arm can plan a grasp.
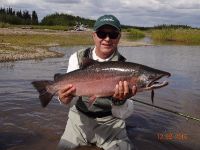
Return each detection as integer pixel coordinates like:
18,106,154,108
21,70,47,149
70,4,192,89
151,28,200,45
0,23,71,31
0,32,93,46
123,28,145,40
0,29,93,62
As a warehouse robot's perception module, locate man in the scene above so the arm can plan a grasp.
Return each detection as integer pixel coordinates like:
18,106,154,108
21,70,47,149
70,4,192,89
57,14,137,150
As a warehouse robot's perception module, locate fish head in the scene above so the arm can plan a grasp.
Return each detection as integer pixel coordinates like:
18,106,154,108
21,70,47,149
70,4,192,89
137,67,171,91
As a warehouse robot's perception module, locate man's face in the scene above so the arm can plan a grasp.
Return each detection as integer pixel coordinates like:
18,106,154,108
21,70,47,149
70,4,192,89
93,25,121,59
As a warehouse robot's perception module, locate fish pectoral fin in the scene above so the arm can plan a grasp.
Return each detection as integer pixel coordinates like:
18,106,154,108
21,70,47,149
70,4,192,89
88,95,97,107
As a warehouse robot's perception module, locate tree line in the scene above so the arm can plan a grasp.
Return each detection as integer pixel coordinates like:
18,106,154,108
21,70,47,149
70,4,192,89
0,7,95,27
41,13,95,28
0,7,38,25
154,24,193,29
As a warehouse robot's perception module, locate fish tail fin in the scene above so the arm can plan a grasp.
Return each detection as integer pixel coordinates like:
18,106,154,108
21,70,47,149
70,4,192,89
32,80,55,107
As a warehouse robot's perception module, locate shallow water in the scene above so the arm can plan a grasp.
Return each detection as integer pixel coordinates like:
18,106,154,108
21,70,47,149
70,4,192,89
0,45,200,150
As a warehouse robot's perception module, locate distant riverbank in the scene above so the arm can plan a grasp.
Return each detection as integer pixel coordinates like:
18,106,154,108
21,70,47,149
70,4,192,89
0,28,152,62
152,28,200,45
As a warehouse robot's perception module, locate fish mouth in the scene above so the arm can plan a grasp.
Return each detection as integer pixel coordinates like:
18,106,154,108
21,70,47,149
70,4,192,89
147,74,170,90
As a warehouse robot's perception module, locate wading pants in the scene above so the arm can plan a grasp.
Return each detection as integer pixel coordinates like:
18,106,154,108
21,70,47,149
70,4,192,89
57,105,134,150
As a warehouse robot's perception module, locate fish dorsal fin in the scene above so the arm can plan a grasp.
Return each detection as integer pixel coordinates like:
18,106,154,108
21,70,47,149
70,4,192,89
80,58,97,69
54,73,65,81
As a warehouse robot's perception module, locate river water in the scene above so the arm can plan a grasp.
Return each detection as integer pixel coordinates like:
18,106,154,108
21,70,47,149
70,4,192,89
0,45,200,150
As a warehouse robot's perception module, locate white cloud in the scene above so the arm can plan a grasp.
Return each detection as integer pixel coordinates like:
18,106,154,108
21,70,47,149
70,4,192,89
44,0,82,4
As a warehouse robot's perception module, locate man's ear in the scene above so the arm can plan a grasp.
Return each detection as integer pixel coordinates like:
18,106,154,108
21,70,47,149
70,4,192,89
92,32,96,41
92,32,96,38
118,32,121,39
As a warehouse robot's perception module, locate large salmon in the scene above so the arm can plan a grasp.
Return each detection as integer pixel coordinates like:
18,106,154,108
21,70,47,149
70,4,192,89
32,60,171,107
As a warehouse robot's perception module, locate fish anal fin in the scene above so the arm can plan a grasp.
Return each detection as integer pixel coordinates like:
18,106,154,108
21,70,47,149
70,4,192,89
88,95,97,107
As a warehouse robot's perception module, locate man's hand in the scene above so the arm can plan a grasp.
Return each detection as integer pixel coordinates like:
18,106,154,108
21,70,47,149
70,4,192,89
58,84,76,105
113,81,137,102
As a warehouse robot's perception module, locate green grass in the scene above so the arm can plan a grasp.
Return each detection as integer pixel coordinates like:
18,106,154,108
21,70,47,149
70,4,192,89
0,32,93,47
124,28,145,40
31,25,71,31
151,28,200,45
0,22,10,28
0,24,75,31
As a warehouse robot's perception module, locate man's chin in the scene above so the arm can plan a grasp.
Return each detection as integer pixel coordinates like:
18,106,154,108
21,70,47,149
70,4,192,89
101,46,113,52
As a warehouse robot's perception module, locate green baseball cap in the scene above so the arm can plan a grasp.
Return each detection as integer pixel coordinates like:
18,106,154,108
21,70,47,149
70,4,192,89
94,14,121,31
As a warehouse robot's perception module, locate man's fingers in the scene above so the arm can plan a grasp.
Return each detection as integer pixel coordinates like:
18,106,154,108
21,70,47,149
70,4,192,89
118,81,124,97
58,84,76,101
65,86,76,95
113,81,137,100
113,84,119,97
132,85,137,96
123,81,129,97
60,84,73,93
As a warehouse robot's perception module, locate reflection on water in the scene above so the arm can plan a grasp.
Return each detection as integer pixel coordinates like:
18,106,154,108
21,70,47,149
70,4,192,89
0,45,200,150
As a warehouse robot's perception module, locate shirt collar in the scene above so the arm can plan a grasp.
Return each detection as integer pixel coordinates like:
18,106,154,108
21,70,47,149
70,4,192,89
92,47,116,62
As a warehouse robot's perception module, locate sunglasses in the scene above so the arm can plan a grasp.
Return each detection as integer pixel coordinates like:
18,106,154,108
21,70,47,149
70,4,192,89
96,31,119,39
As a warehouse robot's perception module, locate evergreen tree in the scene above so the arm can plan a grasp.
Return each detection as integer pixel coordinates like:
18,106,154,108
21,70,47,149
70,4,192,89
0,7,39,25
0,8,6,14
16,10,23,18
32,11,38,25
22,10,31,24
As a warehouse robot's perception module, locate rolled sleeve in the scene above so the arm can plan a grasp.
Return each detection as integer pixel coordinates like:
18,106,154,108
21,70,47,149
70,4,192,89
67,52,80,73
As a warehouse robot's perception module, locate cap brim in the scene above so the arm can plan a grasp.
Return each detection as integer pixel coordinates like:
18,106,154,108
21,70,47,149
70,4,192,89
94,23,120,31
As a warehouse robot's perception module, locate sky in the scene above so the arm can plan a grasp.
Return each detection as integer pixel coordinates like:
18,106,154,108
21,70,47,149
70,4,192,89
1,0,200,27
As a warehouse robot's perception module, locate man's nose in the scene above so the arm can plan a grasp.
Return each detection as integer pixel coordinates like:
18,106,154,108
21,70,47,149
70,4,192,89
104,35,110,41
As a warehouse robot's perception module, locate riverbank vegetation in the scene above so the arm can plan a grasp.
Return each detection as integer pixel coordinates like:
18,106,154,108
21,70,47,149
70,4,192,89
124,28,145,40
151,28,200,45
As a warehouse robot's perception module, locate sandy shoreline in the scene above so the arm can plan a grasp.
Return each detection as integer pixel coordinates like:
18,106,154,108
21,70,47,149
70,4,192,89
0,28,152,62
